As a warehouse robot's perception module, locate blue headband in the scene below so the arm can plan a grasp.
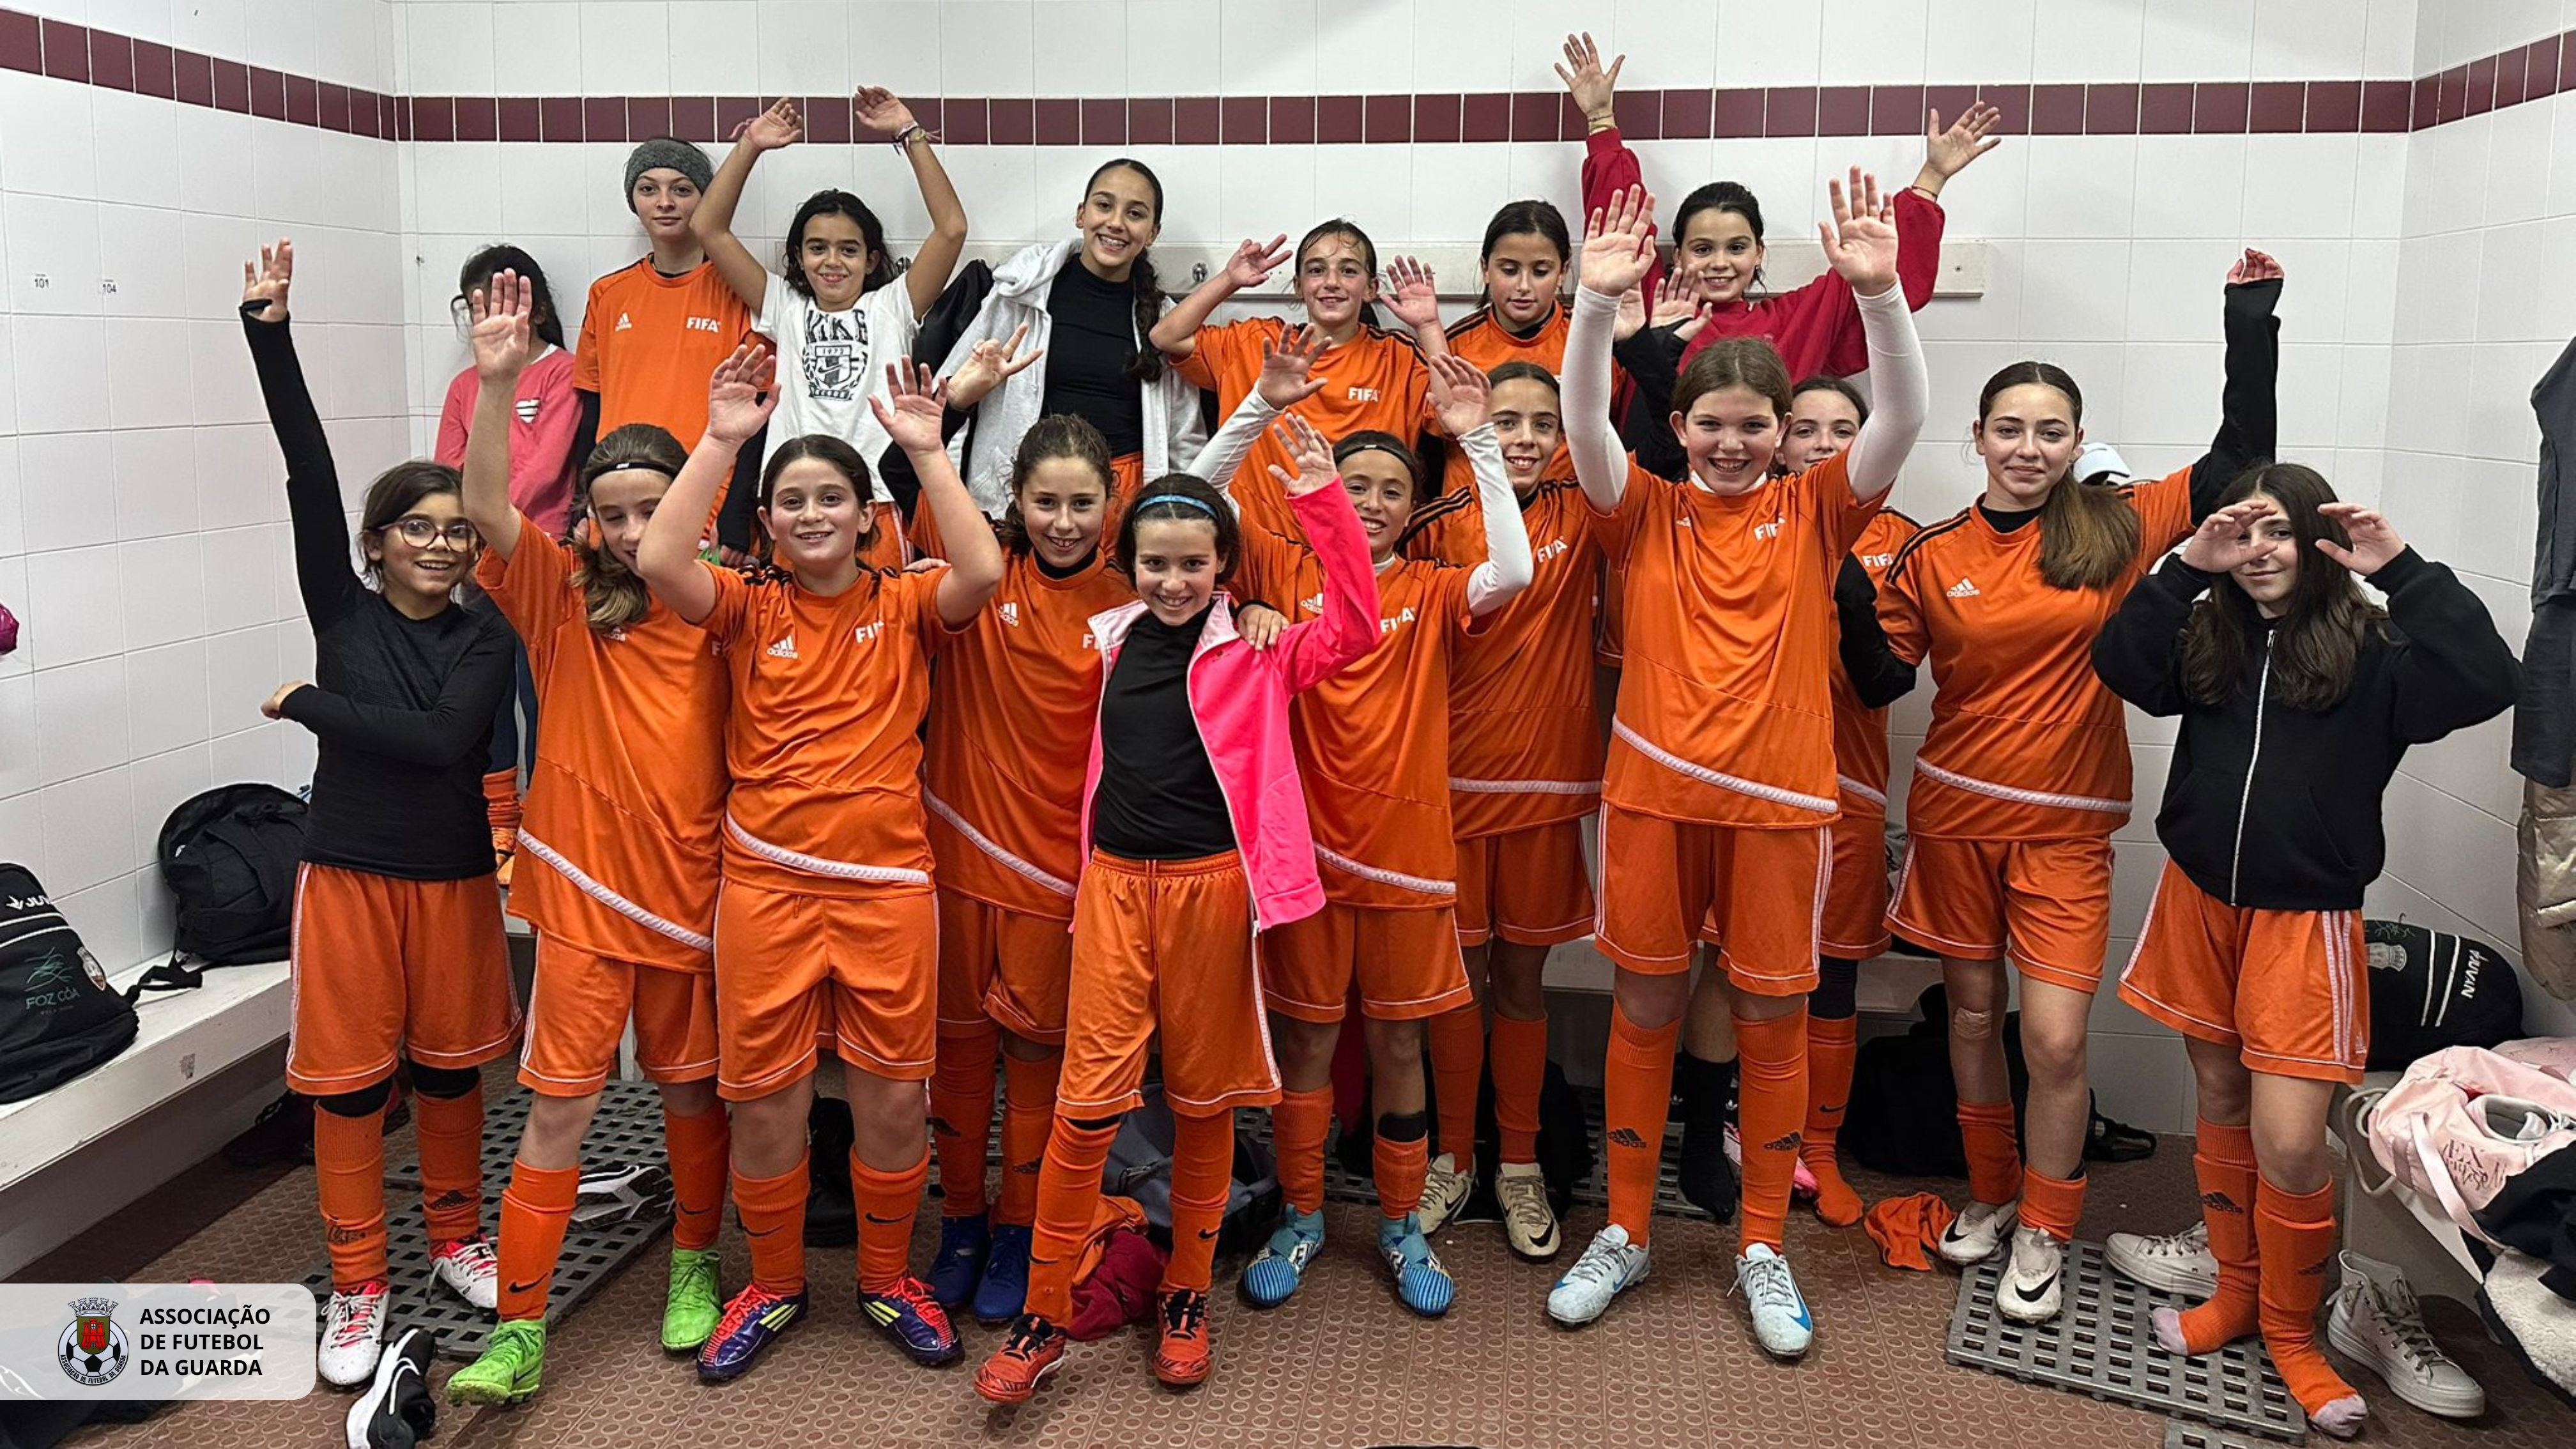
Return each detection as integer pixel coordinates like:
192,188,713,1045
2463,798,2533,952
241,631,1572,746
1135,493,1217,517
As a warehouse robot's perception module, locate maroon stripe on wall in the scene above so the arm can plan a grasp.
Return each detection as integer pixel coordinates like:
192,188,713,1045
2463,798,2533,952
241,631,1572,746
0,7,2567,144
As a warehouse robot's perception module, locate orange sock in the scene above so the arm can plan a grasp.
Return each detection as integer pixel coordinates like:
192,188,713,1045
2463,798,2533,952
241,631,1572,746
1024,1117,1118,1323
413,1082,486,1246
1489,1011,1549,1165
662,1101,730,1252
1733,1007,1809,1253
1271,1086,1335,1216
733,1156,808,1295
928,1023,999,1220
1603,1004,1681,1245
1427,1005,1484,1167
1374,1122,1430,1219
851,1151,928,1294
495,1159,579,1321
2176,1119,2260,1354
482,768,521,839
1956,1098,2023,1208
1163,1112,1236,1294
314,1103,389,1290
2021,1165,2087,1241
1802,1013,1862,1227
996,1052,1060,1229
2257,1177,2363,1421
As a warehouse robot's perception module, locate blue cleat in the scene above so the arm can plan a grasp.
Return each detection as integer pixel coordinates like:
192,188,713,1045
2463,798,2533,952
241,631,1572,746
859,1275,960,1366
1240,1207,1326,1308
1379,1213,1457,1317
926,1213,989,1308
694,1284,806,1383
973,1222,1032,1326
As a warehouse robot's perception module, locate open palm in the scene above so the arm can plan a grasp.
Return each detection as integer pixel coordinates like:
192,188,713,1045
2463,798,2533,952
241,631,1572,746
1820,169,1898,295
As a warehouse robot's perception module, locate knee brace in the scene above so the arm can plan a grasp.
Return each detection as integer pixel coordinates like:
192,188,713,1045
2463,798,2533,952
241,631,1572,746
406,1062,482,1100
1951,1006,1997,1041
314,1078,394,1118
1810,956,1860,1020
1376,1110,1429,1143
1067,1116,1121,1135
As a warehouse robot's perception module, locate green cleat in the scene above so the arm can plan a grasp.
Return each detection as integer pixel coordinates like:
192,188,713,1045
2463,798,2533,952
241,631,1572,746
446,1319,544,1406
661,1246,722,1352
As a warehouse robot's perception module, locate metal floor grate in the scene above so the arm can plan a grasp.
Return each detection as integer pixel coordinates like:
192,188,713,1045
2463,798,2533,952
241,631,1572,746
1947,1240,2307,1443
2165,1420,2289,1449
384,1079,669,1188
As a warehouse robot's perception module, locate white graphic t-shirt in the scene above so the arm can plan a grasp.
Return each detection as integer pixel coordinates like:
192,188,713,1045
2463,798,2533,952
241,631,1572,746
756,275,921,471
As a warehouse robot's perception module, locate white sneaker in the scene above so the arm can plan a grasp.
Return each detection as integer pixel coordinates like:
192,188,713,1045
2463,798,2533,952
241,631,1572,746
1997,1225,2066,1322
2327,1250,2485,1419
1416,1151,1474,1234
318,1279,388,1388
1547,1223,1650,1326
1494,1163,1561,1261
2106,1220,2218,1298
1735,1244,1815,1358
428,1233,499,1311
1939,1199,2019,1266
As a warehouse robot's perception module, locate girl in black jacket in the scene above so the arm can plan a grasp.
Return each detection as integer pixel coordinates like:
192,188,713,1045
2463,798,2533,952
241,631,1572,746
2092,462,2517,1438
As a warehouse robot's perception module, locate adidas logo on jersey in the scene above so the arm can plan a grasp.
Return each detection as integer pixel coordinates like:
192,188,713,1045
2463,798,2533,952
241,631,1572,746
1946,578,1981,598
615,312,633,332
1301,594,1324,614
998,602,1020,627
765,634,798,659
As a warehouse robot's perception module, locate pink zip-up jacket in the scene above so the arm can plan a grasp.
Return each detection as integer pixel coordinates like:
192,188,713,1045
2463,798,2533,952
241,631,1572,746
1077,484,1381,931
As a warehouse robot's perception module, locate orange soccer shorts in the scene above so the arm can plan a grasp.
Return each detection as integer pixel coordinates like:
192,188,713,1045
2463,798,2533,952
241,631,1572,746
936,891,1073,1046
712,880,935,1100
1262,901,1475,1023
2118,862,2368,1083
1595,802,1827,996
518,937,720,1096
1454,821,1596,949
286,864,520,1096
1820,808,1893,959
1887,834,2115,992
1056,850,1279,1119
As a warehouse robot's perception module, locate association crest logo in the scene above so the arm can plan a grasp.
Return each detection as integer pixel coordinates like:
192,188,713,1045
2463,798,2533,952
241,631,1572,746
58,1298,127,1386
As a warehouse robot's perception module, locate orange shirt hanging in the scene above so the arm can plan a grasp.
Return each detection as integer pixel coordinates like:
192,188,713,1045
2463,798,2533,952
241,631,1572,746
698,562,950,898
1830,509,1923,818
1878,470,2193,842
1595,450,1876,830
475,524,729,971
1176,317,1430,537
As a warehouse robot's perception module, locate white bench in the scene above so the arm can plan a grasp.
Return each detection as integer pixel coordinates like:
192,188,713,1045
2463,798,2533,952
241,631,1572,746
0,956,291,1276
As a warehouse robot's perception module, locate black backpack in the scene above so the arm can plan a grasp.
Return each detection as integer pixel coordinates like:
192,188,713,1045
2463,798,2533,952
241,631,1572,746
2362,918,2526,1070
0,863,140,1104
156,784,307,968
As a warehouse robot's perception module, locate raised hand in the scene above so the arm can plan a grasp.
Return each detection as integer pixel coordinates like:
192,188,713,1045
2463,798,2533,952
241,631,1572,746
2227,247,2286,286
1427,352,1491,439
1924,103,2004,181
1651,272,1714,341
241,238,294,322
1555,31,1625,126
733,96,802,150
2177,498,2280,573
945,321,1043,409
870,360,951,455
469,270,535,383
1383,256,1441,330
1579,185,1657,299
704,342,779,447
852,86,917,138
1257,325,1331,408
1266,413,1338,498
1224,234,1293,291
2315,502,2405,576
1819,167,1898,296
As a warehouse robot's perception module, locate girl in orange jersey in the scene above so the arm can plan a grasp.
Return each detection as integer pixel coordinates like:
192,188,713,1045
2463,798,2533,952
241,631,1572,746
1150,217,1447,536
441,276,733,1405
1208,346,1534,1318
1402,360,1602,1261
1876,252,2285,1326
1549,181,1926,1359
634,349,1003,1381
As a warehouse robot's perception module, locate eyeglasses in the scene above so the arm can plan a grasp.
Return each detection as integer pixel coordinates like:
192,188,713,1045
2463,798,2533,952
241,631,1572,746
384,517,481,549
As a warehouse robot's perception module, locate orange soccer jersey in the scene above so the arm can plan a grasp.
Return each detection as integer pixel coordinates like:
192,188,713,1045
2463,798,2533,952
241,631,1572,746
1408,479,1604,839
919,524,1136,920
1436,307,1583,494
1237,528,1479,907
1176,317,1430,537
475,524,729,968
1829,510,1924,816
1595,451,1876,830
574,259,758,449
1878,470,2193,842
698,561,949,897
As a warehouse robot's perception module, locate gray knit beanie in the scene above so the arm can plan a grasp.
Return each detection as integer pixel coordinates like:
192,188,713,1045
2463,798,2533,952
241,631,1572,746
623,138,714,209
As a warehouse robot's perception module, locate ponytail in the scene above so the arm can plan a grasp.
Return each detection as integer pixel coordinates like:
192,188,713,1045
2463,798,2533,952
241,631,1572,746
1124,250,1167,383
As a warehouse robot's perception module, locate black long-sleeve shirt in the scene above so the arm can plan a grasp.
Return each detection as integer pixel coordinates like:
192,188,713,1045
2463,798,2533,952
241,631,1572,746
1091,608,1234,859
243,310,512,880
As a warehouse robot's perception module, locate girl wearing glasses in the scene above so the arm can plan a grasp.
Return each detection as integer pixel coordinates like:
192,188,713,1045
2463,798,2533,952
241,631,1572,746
238,241,521,1391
